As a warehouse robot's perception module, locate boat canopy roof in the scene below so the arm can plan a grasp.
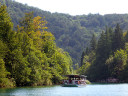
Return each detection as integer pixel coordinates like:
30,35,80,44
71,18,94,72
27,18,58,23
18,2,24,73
65,75,87,78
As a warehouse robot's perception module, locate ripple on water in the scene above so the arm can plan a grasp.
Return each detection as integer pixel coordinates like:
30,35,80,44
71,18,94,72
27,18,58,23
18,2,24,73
0,84,128,96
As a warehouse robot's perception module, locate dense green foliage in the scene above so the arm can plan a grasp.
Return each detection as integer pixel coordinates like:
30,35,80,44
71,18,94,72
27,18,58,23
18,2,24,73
2,0,128,65
2,0,128,83
0,4,72,87
79,24,128,82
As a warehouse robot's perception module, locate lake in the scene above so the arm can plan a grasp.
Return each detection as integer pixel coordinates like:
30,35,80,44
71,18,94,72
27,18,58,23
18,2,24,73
0,83,128,96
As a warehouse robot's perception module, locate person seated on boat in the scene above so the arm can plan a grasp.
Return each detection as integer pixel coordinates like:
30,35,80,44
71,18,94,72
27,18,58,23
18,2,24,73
75,81,78,84
78,81,80,84
69,79,72,84
64,80,68,84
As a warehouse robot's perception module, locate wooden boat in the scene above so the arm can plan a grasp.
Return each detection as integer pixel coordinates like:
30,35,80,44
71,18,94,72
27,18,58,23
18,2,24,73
62,75,86,87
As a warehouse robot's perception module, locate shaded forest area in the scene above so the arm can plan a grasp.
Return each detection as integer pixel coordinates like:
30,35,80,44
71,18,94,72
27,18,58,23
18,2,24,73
0,4,72,87
79,24,128,82
2,0,128,65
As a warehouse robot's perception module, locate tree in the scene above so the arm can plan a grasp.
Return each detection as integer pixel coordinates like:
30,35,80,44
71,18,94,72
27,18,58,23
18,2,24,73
106,49,127,79
0,4,13,42
80,51,85,67
20,12,34,36
96,31,106,60
90,33,97,51
85,47,90,55
0,58,14,87
112,24,125,52
0,4,73,87
0,4,17,87
124,31,128,42
104,27,113,57
89,31,109,81
79,61,90,76
18,12,73,86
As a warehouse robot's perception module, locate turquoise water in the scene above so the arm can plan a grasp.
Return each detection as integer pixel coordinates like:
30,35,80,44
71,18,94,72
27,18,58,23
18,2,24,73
0,84,128,96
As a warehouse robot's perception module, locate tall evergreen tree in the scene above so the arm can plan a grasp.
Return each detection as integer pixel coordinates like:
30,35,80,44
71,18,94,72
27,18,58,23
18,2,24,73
104,27,113,58
112,24,125,52
80,51,85,67
96,31,106,59
89,30,111,81
90,33,97,51
124,31,128,42
85,47,90,55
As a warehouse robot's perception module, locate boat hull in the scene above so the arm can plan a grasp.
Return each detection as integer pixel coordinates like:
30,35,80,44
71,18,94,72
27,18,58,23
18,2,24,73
62,84,86,87
62,84,78,87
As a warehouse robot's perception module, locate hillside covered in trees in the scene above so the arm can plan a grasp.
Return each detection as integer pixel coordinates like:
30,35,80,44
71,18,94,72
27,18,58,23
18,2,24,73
2,0,128,86
0,4,73,87
2,0,128,65
79,24,128,82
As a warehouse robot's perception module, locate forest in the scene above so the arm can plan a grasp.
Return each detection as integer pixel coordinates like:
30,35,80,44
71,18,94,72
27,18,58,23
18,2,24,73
2,0,128,65
1,0,128,87
0,4,73,87
79,24,128,82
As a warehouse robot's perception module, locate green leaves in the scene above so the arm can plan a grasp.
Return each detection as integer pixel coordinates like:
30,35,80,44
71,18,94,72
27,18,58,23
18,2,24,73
90,33,97,51
0,4,73,87
0,5,13,42
0,58,15,88
106,49,127,79
112,24,125,51
79,24,128,82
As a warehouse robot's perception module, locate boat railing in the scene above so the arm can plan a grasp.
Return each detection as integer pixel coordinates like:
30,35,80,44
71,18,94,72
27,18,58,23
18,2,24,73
63,80,86,85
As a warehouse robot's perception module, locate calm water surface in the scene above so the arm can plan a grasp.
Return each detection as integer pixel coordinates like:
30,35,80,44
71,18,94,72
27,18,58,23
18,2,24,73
0,84,128,96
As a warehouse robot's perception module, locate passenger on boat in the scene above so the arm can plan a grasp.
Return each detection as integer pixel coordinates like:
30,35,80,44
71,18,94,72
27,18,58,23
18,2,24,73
69,79,72,84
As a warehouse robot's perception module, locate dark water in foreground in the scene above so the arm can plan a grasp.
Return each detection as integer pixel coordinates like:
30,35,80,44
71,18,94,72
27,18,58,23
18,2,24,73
0,84,128,96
